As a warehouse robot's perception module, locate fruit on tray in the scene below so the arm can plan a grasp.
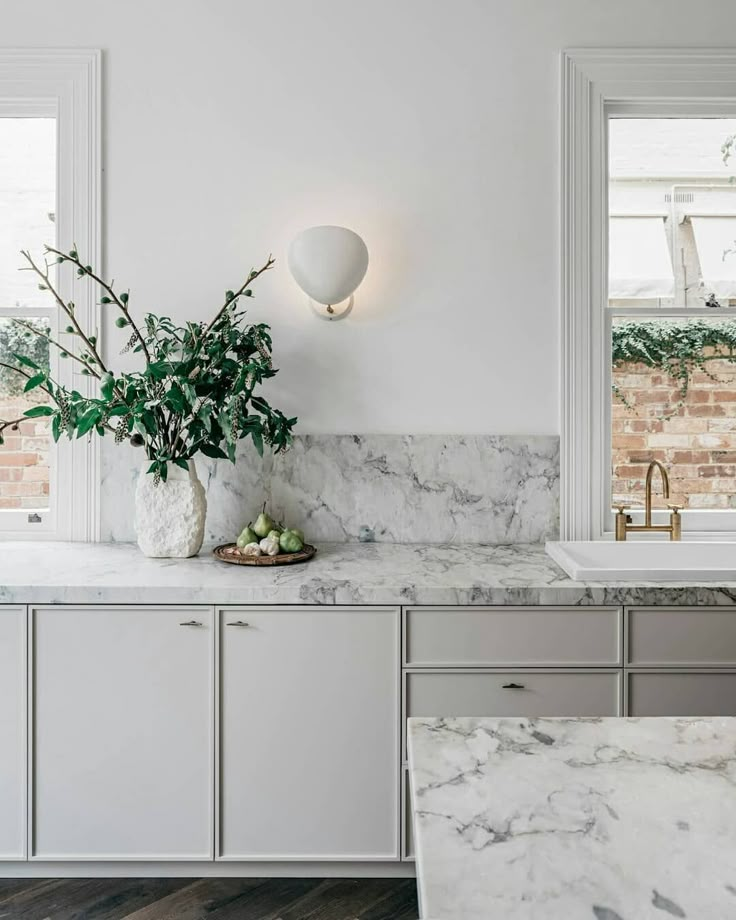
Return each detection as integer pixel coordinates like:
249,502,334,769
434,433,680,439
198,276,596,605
236,525,258,549
279,529,304,554
260,535,281,556
236,505,307,556
253,505,277,539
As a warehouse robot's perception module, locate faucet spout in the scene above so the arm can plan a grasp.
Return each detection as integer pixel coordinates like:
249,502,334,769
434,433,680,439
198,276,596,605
645,459,670,527
614,458,681,541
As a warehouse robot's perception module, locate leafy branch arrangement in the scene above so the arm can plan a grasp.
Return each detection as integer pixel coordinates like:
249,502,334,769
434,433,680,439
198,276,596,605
612,319,736,418
0,247,297,482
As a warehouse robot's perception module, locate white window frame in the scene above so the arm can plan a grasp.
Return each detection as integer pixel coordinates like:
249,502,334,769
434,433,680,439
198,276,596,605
0,49,101,540
561,48,736,540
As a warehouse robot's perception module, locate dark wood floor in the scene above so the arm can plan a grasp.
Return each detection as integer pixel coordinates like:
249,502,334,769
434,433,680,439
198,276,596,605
0,877,419,920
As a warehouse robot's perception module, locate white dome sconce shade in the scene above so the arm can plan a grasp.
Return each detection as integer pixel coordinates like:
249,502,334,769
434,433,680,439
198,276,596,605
288,225,369,321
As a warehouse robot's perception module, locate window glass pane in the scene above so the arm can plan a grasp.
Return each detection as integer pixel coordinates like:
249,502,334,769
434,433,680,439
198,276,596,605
0,317,51,510
612,317,736,510
0,118,56,515
609,118,736,308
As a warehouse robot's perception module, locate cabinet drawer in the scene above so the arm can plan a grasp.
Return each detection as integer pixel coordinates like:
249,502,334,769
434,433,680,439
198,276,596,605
405,607,621,666
627,671,736,716
405,670,621,721
627,608,736,666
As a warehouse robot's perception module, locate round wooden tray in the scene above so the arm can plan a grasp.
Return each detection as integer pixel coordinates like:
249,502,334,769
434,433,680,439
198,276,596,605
213,542,317,566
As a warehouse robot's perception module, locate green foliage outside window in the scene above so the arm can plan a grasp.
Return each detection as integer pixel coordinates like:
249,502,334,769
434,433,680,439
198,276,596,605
612,319,736,418
0,318,50,398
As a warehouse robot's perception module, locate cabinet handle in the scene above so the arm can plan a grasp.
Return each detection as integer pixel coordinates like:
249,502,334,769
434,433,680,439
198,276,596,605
179,619,203,627
226,620,250,627
501,682,525,690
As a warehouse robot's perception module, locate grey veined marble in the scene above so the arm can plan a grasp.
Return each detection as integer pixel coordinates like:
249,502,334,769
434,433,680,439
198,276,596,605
408,716,736,920
100,434,559,544
3,541,736,606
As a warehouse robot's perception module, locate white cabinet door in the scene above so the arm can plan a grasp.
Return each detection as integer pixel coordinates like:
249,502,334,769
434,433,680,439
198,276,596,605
0,606,25,859
219,607,400,860
31,606,214,860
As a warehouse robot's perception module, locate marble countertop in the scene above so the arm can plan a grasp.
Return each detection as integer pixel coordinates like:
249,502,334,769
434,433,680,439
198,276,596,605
2,541,736,605
407,716,736,920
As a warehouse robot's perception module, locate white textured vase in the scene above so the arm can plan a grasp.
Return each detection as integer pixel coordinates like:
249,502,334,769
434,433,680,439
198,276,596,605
134,460,207,558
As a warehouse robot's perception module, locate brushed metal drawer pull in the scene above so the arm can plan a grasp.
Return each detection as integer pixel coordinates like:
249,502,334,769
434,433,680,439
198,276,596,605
226,620,250,627
179,620,203,627
502,682,525,690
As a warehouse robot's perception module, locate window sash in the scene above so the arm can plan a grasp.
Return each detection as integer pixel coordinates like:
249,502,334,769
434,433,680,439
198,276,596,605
0,50,101,540
561,50,736,540
604,306,736,535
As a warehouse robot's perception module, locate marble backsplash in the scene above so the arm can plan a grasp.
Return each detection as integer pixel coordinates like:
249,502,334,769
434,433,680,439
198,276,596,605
100,434,559,544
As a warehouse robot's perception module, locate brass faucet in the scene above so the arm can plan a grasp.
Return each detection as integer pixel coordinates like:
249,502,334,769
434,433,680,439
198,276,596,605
614,460,682,541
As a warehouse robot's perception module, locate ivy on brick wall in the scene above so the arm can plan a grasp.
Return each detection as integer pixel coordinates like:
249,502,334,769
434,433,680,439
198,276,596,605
0,318,50,398
612,318,736,418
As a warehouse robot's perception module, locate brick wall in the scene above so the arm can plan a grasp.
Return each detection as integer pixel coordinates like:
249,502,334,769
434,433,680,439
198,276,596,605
612,349,736,509
0,398,50,510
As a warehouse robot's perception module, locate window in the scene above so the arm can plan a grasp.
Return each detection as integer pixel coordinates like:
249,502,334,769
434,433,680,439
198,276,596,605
562,50,736,539
0,50,100,540
0,117,56,521
609,118,736,522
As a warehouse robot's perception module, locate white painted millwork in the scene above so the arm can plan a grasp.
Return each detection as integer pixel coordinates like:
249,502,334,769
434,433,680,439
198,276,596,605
30,605,214,860
218,607,400,860
0,601,732,876
405,670,622,721
627,671,736,717
0,50,101,541
561,49,736,539
404,606,621,667
0,606,25,859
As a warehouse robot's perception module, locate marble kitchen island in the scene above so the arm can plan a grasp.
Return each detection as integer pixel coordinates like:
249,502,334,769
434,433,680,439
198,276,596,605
408,716,736,919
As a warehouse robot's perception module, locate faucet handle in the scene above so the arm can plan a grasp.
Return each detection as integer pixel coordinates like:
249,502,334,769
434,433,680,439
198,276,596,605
613,504,629,514
667,502,682,513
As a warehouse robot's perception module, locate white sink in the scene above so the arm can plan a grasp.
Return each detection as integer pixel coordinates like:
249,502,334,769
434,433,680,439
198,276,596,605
546,540,736,582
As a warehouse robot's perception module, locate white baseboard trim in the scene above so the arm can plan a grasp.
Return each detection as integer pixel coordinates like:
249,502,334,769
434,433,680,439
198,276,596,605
0,861,416,879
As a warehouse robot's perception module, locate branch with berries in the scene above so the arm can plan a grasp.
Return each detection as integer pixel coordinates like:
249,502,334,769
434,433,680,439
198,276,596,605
0,247,296,480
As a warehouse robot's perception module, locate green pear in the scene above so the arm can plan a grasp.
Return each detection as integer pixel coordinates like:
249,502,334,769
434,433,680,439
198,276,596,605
236,525,258,549
279,529,304,554
267,528,282,540
290,528,305,543
253,506,276,538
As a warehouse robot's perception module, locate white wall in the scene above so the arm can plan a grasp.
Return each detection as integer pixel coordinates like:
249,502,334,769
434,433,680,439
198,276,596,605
5,0,736,435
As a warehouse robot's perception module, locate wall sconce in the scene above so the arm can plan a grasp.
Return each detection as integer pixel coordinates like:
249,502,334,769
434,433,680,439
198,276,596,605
288,225,369,321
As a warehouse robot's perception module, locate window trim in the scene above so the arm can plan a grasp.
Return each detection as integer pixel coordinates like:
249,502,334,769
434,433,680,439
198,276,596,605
561,48,736,540
0,49,101,541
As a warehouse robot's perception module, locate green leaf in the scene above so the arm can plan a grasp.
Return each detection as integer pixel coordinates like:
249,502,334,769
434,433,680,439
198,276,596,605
23,373,46,393
23,405,54,418
164,384,187,414
12,353,40,370
145,361,169,380
100,372,115,401
250,395,270,414
76,407,102,437
251,429,264,456
141,410,158,436
173,458,190,471
199,442,227,459
51,414,61,442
